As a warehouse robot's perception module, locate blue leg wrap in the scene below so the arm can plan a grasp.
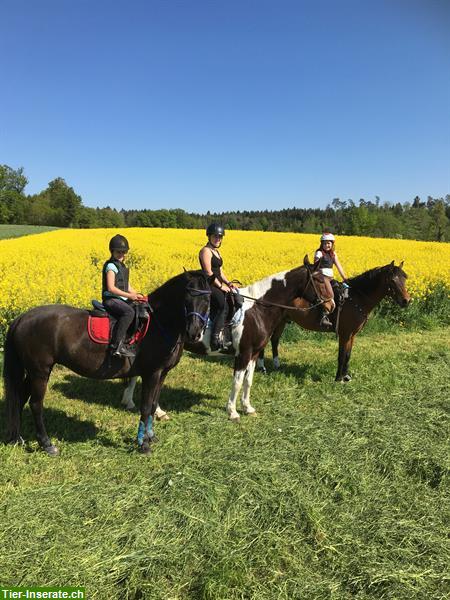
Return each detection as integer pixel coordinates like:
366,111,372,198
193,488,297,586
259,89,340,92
137,417,154,446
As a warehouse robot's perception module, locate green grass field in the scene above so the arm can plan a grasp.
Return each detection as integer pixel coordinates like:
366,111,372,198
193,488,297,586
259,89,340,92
0,327,449,599
0,224,59,240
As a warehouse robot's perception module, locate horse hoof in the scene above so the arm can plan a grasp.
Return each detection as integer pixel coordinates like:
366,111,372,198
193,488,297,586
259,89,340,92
125,405,138,413
156,413,170,422
43,444,59,457
139,444,152,455
343,374,352,382
229,414,240,423
258,367,267,375
246,411,257,418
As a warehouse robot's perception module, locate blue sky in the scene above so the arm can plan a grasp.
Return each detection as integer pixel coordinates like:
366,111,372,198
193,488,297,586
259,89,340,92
1,0,449,212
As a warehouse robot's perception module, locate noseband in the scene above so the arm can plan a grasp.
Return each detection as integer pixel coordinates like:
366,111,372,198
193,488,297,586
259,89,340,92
185,284,212,325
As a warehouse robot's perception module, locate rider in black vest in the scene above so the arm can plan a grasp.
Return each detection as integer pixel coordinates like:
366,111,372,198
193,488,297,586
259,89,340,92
102,234,143,358
199,223,236,351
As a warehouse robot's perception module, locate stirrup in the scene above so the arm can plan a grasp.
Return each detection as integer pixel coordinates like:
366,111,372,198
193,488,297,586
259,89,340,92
112,341,136,358
320,315,333,329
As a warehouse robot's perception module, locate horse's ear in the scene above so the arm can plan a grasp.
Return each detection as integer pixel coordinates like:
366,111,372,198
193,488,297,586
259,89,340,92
399,260,404,268
389,260,395,269
303,254,311,267
183,266,187,272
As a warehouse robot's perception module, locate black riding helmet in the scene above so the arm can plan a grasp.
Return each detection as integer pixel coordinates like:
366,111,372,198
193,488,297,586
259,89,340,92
109,234,130,253
206,223,225,238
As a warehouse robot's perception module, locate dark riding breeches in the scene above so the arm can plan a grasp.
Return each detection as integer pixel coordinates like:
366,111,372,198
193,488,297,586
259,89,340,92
210,287,226,334
103,297,135,346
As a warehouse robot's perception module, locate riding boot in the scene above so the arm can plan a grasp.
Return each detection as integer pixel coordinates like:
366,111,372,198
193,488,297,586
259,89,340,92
112,340,136,358
210,333,221,352
210,308,226,351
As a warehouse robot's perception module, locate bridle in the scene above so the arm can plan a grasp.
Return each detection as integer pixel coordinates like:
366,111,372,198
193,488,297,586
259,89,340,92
184,283,212,325
238,267,334,312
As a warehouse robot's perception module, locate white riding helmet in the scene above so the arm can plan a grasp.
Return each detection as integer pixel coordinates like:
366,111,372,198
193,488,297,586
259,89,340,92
320,232,335,242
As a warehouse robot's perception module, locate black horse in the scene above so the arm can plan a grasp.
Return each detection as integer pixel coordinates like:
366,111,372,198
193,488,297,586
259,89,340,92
4,270,213,455
258,261,411,381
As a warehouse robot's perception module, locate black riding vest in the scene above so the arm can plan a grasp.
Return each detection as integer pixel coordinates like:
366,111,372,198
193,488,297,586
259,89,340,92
200,248,223,280
316,249,334,269
102,258,129,298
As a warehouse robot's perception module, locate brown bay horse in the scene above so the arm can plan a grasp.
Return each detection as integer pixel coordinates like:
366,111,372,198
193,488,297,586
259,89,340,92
258,261,411,381
3,270,213,455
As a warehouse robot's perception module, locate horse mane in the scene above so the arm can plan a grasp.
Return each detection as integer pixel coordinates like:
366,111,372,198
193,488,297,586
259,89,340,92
148,270,206,307
242,265,309,300
243,270,288,298
347,264,406,294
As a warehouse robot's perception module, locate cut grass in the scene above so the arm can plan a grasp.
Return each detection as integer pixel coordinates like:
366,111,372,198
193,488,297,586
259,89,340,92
0,224,60,240
0,328,449,599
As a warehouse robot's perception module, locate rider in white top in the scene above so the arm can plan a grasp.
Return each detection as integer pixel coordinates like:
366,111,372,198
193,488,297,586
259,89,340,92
314,232,348,328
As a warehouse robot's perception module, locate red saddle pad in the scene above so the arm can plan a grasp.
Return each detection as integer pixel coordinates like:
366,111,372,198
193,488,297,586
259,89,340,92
88,316,110,344
87,315,151,345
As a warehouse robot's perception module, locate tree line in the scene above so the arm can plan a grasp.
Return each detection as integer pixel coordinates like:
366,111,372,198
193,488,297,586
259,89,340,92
1,164,449,241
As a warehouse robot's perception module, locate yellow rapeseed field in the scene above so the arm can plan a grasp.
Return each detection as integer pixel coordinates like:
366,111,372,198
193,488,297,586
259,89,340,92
0,228,448,328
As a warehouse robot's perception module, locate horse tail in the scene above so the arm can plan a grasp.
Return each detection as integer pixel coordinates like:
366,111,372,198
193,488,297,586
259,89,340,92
3,317,25,443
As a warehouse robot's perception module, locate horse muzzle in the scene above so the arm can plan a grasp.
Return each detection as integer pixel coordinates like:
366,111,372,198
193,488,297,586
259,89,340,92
324,298,335,313
186,313,208,343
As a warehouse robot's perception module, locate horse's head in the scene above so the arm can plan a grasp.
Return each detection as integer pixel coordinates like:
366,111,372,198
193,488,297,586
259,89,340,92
302,255,335,312
385,261,411,308
184,271,213,343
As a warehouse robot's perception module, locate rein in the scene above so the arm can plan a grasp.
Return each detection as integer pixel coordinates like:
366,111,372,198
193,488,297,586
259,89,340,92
237,294,330,312
238,270,333,312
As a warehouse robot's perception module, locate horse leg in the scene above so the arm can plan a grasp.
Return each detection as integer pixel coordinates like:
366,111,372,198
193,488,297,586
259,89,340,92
122,376,169,420
341,335,355,382
28,375,58,456
271,319,286,370
137,371,163,455
6,375,31,445
240,359,257,416
121,376,138,411
335,335,353,382
256,349,267,374
227,359,248,422
272,335,281,370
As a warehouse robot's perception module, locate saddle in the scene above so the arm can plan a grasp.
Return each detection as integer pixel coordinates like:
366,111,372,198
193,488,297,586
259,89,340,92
87,300,151,345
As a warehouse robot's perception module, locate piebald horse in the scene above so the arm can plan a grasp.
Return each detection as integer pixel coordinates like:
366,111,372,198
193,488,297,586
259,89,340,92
257,261,411,381
4,270,213,455
122,257,334,421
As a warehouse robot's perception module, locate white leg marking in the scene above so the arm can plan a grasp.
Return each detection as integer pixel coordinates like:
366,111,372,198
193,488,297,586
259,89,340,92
273,356,281,370
227,369,246,422
241,360,257,415
257,357,265,370
155,405,170,421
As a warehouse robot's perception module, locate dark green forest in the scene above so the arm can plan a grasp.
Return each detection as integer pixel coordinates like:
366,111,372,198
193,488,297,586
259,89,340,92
1,164,449,241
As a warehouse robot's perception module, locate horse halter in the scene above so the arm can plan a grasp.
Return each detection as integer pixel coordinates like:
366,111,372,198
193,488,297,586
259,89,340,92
386,274,409,305
184,283,212,325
